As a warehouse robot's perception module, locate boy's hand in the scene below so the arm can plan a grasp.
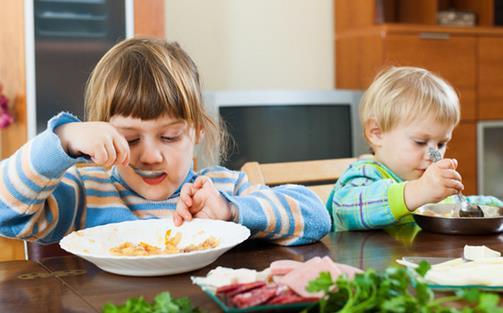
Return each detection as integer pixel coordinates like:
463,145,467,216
173,176,234,226
55,122,130,167
405,158,464,211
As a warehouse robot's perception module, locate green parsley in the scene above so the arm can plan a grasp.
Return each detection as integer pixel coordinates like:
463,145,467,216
102,291,202,313
303,261,503,313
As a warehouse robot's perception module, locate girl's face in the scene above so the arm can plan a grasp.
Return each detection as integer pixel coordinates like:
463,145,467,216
110,115,197,201
371,116,455,181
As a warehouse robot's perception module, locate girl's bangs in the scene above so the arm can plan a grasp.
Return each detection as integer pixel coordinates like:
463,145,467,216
109,64,188,121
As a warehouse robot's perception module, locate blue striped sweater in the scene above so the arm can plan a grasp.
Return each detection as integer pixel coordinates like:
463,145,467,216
0,113,331,246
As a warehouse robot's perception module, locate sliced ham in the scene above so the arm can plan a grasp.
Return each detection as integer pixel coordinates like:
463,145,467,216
277,256,362,298
269,259,304,276
336,262,363,279
230,285,278,308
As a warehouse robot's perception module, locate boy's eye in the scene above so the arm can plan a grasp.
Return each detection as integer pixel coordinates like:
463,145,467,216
437,142,446,149
414,141,427,146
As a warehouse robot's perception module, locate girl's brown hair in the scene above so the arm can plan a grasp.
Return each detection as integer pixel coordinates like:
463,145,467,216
85,37,226,164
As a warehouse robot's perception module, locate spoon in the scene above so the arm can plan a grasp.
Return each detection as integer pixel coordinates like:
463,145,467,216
129,165,165,177
427,147,484,218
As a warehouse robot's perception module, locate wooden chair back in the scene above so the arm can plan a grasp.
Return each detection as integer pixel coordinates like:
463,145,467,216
25,242,70,261
241,158,356,203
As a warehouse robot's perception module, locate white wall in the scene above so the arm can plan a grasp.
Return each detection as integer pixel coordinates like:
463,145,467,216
165,0,334,91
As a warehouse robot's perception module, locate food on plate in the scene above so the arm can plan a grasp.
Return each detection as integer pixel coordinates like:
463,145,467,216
464,244,501,260
110,229,219,256
398,245,503,286
192,256,363,308
416,204,502,218
215,281,318,308
418,207,456,218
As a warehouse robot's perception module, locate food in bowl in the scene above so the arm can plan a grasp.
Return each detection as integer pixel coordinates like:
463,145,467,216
415,203,502,218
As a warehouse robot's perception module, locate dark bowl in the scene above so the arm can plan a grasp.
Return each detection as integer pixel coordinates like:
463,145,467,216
413,204,503,235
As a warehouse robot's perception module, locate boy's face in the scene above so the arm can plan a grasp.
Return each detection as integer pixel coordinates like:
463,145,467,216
110,114,197,201
370,116,455,181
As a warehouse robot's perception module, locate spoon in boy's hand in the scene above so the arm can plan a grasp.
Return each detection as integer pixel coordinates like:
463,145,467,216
427,147,484,218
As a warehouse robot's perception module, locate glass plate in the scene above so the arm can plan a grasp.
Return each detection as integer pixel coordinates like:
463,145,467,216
202,290,316,313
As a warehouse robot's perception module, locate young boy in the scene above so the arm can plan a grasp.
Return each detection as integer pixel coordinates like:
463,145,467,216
327,66,503,231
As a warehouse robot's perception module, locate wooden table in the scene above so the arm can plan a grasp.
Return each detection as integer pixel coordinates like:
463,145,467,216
3,225,503,312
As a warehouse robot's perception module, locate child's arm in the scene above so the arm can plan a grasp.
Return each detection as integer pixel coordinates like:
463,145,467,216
0,112,129,243
0,113,88,242
330,179,408,231
231,174,331,246
175,167,331,246
328,163,409,231
329,159,464,231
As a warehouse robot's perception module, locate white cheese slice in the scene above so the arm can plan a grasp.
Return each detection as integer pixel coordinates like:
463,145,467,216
191,266,259,289
464,245,501,260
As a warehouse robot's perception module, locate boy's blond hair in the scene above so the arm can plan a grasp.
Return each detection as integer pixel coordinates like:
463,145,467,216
84,37,226,164
360,66,460,142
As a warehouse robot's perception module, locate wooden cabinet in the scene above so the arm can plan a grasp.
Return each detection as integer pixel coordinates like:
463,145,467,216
382,34,477,121
0,0,164,261
478,36,503,120
447,122,477,195
335,0,503,195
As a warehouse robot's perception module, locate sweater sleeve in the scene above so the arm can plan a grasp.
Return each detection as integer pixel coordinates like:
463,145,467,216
0,112,88,243
328,162,410,231
201,167,331,246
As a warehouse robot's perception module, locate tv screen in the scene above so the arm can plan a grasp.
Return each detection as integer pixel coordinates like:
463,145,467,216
220,104,352,170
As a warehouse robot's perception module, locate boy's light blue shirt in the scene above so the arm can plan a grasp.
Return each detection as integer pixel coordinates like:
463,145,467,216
327,159,503,231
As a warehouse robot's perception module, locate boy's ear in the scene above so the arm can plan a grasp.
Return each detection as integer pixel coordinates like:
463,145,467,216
365,118,384,147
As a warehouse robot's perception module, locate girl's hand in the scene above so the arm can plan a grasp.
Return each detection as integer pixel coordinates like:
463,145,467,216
173,176,233,226
405,158,464,211
55,122,130,167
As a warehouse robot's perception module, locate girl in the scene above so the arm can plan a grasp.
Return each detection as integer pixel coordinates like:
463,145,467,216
0,38,330,246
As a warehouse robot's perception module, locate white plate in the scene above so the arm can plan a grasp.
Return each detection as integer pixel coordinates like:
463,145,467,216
59,218,250,276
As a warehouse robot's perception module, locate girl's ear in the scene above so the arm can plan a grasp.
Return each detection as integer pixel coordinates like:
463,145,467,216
365,118,384,147
195,128,205,144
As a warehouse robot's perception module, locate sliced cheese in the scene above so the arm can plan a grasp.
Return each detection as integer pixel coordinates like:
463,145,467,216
464,245,501,261
191,266,259,289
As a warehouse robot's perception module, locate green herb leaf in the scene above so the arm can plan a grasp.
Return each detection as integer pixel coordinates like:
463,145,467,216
102,291,201,313
415,260,431,277
306,271,334,293
306,263,502,313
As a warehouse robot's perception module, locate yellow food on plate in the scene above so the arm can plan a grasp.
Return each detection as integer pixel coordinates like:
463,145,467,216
109,229,220,256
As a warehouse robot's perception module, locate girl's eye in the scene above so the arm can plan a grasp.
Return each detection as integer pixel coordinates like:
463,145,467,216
127,139,140,146
161,136,180,142
414,141,427,146
438,142,446,149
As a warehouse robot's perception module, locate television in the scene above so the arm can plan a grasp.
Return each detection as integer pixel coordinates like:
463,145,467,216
202,90,368,170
